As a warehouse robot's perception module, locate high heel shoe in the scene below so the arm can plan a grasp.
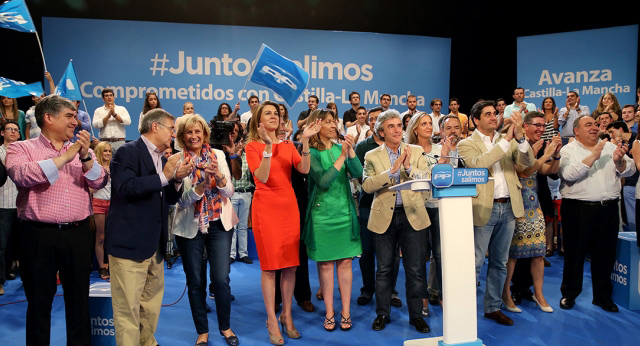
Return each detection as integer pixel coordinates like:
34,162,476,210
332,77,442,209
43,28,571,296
532,295,554,313
279,315,301,338
323,312,336,332
340,311,352,331
502,298,522,313
266,320,284,345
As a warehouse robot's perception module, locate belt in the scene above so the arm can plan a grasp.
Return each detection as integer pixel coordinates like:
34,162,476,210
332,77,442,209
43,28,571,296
494,198,510,203
100,137,125,142
235,187,254,193
569,198,619,207
24,217,89,230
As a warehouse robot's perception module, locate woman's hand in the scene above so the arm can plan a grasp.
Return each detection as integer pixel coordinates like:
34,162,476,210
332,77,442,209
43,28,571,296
301,119,322,139
258,123,272,145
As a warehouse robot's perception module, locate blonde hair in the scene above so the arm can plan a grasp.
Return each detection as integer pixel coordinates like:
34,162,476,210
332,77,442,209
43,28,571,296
247,101,280,142
176,114,211,149
307,109,336,150
404,113,431,144
94,141,112,167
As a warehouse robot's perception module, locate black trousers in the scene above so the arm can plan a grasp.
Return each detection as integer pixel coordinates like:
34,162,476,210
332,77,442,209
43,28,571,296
560,199,619,302
21,219,94,346
275,237,311,305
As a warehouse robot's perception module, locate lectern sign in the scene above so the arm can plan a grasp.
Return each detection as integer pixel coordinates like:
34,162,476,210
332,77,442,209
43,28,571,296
431,164,454,188
453,168,489,185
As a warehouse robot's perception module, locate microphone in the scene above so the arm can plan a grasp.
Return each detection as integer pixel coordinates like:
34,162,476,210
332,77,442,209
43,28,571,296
423,153,466,167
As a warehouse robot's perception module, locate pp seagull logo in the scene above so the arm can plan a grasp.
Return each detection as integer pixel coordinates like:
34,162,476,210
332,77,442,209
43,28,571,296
260,66,297,90
0,12,28,25
433,172,452,180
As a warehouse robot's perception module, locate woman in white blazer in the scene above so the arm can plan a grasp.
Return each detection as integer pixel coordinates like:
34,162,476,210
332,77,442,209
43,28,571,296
172,115,239,346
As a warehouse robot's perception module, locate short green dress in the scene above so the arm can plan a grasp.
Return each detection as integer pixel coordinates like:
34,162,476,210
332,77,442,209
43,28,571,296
303,144,363,261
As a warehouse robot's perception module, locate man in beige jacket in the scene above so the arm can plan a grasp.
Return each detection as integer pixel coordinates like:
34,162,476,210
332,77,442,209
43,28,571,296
458,100,534,326
362,109,431,334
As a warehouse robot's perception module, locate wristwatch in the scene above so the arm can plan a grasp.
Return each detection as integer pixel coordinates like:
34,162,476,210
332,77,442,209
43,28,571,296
516,136,526,144
262,151,272,158
80,153,92,162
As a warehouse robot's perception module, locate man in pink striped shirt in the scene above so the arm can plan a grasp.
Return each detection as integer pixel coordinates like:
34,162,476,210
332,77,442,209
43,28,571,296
5,95,108,346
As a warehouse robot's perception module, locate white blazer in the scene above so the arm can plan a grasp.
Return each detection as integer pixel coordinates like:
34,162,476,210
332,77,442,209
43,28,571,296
172,148,238,238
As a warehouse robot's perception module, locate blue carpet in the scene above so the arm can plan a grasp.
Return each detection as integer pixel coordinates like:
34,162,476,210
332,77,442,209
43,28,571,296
1,255,639,345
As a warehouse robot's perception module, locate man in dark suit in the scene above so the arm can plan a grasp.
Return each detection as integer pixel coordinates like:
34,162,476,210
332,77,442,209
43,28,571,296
106,109,193,346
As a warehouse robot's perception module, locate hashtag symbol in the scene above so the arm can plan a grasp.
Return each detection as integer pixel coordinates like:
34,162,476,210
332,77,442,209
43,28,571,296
150,53,169,76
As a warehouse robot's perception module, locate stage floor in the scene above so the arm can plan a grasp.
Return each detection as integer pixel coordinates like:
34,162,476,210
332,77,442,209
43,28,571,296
1,255,639,345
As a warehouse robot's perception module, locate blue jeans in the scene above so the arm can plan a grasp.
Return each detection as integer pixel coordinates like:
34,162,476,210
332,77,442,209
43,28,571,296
474,201,516,313
230,192,252,259
374,209,427,319
358,207,400,298
426,207,442,298
176,220,233,334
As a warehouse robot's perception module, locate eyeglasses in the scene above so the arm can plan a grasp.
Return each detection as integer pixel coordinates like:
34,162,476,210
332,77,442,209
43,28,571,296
3,127,19,133
526,123,545,128
156,123,176,133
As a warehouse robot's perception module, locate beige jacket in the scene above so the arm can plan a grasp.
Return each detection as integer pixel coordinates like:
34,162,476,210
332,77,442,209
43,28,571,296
362,143,431,234
458,131,535,226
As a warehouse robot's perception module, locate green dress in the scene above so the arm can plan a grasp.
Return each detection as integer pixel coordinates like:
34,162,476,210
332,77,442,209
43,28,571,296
303,144,363,261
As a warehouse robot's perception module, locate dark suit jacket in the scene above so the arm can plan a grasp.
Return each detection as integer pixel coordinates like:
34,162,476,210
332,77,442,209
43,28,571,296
106,138,182,261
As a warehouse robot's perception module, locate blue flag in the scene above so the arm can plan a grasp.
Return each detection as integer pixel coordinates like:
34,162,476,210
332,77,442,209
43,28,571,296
55,60,83,101
0,0,36,33
248,44,309,108
0,76,43,98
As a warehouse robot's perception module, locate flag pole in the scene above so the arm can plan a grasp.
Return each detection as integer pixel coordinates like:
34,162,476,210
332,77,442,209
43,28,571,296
34,31,48,72
81,99,96,140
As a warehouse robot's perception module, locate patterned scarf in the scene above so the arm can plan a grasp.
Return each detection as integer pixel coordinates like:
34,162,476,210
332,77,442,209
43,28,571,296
184,144,222,233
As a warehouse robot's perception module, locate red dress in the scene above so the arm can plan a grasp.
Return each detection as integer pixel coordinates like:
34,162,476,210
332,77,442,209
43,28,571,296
245,141,302,270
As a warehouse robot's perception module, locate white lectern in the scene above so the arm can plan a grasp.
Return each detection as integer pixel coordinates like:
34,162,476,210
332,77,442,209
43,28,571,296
391,163,489,346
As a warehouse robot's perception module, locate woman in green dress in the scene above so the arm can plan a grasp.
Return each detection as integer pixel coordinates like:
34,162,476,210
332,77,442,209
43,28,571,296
302,108,363,332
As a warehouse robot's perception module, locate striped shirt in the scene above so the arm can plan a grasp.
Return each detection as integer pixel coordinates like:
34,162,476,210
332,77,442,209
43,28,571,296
0,144,18,209
541,120,558,141
5,134,108,223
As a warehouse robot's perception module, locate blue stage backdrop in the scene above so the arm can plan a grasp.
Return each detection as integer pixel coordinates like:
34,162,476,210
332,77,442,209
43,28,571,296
42,17,451,139
517,25,638,112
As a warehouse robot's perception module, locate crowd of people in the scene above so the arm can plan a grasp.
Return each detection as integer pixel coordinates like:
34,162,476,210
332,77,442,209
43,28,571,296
0,81,639,346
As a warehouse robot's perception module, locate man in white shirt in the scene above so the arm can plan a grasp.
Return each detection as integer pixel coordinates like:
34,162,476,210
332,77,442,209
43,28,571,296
239,95,259,129
503,87,537,127
458,100,534,326
400,95,420,118
558,115,635,313
346,107,370,143
92,88,131,153
557,91,590,141
0,120,20,295
428,98,445,136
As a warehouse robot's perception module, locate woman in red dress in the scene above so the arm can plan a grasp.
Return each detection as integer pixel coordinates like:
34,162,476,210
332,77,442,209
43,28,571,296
245,101,320,345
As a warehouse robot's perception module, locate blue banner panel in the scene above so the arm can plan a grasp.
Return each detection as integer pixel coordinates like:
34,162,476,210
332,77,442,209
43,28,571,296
517,25,638,114
43,17,451,140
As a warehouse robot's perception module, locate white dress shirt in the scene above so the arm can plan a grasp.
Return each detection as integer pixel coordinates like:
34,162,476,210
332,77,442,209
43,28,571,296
346,124,370,143
477,131,529,199
240,111,253,125
92,104,131,139
559,139,635,201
